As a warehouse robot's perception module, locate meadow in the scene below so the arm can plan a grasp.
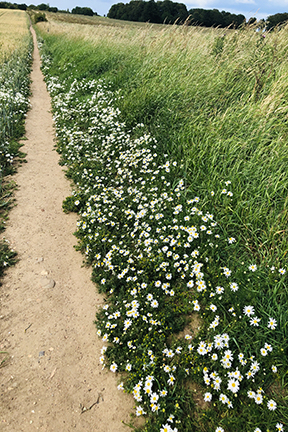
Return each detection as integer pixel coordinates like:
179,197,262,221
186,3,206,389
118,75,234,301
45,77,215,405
36,15,287,432
0,9,32,281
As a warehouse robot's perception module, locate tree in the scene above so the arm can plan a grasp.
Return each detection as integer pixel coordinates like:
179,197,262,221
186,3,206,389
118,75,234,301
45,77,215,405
266,13,288,30
209,9,224,27
37,3,49,10
188,8,245,28
157,0,188,24
247,17,257,25
230,13,245,27
257,19,266,31
33,11,47,22
142,0,161,23
107,3,120,19
108,0,162,23
189,8,205,26
71,6,94,16
18,3,28,10
107,2,245,27
128,1,144,22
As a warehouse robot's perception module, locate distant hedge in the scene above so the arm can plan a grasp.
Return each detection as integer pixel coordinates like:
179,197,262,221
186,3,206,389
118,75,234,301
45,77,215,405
0,1,97,15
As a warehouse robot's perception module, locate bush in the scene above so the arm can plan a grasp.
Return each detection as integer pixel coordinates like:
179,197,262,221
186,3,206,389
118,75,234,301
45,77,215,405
71,6,95,16
33,12,47,23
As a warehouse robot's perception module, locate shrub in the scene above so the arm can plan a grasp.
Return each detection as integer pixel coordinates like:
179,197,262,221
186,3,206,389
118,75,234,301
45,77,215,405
33,12,47,23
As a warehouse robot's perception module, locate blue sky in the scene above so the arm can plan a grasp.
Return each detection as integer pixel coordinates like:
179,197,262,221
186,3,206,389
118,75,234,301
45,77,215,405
36,0,288,21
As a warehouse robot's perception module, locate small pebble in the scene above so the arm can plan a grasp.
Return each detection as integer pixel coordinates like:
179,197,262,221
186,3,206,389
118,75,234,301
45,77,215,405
40,277,55,289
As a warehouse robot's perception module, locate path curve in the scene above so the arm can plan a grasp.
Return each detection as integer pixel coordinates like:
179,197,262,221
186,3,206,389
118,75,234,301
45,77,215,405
0,26,133,432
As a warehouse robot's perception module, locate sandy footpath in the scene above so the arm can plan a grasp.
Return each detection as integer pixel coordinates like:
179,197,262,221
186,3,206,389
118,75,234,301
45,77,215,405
0,26,133,431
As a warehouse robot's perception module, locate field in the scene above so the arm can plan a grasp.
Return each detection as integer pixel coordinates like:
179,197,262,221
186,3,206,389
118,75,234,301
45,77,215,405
31,13,288,432
0,10,31,282
0,9,30,61
45,10,165,28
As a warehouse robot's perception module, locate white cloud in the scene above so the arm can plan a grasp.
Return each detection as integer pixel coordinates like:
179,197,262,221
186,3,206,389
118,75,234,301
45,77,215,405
235,0,256,5
184,0,216,7
268,0,288,4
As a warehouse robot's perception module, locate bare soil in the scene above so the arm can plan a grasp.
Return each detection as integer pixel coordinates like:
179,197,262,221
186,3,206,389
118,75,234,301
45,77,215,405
0,26,133,432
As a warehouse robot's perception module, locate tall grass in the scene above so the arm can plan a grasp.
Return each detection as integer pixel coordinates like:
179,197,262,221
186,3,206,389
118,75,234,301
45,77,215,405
37,19,288,263
36,17,288,432
45,10,165,28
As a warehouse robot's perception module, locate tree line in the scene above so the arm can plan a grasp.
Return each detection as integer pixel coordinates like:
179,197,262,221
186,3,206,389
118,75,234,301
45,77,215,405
0,2,98,15
107,0,288,30
108,1,246,27
265,12,288,30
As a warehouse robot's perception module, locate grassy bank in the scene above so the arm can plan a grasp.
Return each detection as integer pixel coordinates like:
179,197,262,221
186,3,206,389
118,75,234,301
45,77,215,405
36,17,287,432
38,17,288,264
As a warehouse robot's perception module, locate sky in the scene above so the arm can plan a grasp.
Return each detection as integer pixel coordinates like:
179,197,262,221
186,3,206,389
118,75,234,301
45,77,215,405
35,0,288,21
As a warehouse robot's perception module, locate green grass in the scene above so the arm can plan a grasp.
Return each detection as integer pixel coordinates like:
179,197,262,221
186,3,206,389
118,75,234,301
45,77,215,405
39,22,288,264
36,18,288,432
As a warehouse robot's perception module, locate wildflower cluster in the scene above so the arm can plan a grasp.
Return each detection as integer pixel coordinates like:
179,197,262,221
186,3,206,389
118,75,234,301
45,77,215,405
0,43,32,274
0,46,32,176
39,42,287,432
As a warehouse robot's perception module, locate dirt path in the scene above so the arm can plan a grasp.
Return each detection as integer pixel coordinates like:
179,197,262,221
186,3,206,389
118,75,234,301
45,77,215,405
0,26,133,432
